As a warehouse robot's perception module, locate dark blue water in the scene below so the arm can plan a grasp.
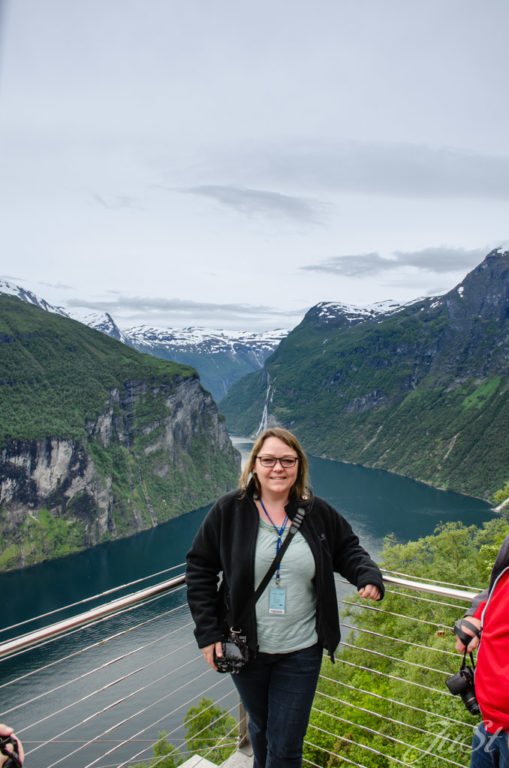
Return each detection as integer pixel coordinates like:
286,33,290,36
306,454,492,553
0,505,209,637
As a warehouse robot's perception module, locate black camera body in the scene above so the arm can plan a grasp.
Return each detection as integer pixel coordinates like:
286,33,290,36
446,654,480,716
214,631,249,674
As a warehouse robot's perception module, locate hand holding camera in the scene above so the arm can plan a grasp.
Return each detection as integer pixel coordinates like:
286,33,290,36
201,631,249,674
0,725,23,768
453,616,482,654
214,631,249,674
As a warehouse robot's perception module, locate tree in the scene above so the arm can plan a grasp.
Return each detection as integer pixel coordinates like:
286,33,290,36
128,697,237,768
130,731,182,768
184,696,238,764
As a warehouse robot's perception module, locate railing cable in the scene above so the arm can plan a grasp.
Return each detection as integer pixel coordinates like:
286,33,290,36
337,656,451,696
306,723,415,768
311,706,467,768
341,621,459,657
0,595,189,695
84,670,232,768
17,636,196,736
341,600,459,629
25,653,207,760
340,639,452,676
315,687,469,748
321,674,475,729
344,589,468,611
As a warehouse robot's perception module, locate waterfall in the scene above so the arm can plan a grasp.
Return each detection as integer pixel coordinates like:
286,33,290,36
256,372,272,435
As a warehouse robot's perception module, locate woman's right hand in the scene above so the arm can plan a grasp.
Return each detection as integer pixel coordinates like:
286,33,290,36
201,642,223,671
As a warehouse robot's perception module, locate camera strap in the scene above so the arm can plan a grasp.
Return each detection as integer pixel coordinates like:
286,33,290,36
231,506,306,633
461,649,476,671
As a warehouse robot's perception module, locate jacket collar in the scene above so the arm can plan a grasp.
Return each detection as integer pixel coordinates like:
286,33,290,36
489,532,509,592
246,484,314,520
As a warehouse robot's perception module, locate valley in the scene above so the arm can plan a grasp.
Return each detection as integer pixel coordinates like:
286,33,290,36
1,248,508,572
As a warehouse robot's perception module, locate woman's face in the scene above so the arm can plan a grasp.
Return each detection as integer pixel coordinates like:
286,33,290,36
254,436,299,501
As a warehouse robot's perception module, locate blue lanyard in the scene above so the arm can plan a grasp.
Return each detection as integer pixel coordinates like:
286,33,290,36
259,499,288,585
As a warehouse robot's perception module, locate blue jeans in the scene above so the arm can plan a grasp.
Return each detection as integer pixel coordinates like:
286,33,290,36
231,643,322,768
470,723,509,768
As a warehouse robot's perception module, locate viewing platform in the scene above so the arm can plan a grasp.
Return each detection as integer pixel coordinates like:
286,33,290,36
0,567,479,767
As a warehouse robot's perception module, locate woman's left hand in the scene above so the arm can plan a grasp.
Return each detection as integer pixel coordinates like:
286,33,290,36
358,584,381,600
0,724,24,767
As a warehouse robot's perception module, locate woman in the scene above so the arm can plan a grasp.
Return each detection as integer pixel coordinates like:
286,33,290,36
186,428,383,768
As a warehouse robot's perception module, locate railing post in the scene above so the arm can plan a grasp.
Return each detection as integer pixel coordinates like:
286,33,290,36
238,698,251,753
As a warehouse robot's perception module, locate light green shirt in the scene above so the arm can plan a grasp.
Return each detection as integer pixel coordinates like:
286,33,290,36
254,517,318,653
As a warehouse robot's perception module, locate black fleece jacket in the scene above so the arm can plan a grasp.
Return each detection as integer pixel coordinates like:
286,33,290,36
185,489,384,661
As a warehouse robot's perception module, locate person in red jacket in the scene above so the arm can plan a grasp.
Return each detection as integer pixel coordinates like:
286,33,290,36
454,532,509,768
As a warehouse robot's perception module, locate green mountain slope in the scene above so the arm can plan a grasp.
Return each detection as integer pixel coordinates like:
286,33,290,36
221,250,509,499
0,296,239,570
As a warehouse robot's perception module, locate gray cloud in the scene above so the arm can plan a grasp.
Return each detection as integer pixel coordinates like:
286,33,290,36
67,294,300,321
393,247,487,273
91,193,142,210
301,246,489,277
1,275,73,291
38,280,74,290
241,140,509,200
180,185,325,223
301,253,392,277
1,273,28,282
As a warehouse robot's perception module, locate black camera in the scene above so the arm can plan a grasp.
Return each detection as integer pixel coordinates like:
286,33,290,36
214,631,249,674
446,651,480,716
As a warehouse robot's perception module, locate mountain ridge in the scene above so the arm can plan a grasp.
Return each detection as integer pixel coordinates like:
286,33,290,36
220,249,509,499
0,280,288,402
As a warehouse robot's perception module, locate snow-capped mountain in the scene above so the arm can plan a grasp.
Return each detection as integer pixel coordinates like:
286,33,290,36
82,312,126,342
125,325,287,358
121,325,288,402
0,280,68,317
309,298,418,327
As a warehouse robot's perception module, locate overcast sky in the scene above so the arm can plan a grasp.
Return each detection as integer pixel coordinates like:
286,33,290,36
1,0,508,330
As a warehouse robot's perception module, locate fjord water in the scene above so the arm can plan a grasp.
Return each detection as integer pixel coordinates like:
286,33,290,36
1,441,493,634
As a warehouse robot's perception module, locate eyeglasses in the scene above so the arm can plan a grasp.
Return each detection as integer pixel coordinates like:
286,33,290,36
256,455,298,468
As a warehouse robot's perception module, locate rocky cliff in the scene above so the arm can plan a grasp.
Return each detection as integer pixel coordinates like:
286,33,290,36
0,296,239,570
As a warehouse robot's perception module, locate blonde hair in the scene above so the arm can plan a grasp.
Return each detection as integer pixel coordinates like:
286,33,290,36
239,428,310,500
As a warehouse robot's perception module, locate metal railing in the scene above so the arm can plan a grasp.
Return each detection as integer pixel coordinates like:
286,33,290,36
0,569,480,768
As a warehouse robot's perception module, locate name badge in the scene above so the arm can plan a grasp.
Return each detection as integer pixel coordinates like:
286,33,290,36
269,587,286,615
